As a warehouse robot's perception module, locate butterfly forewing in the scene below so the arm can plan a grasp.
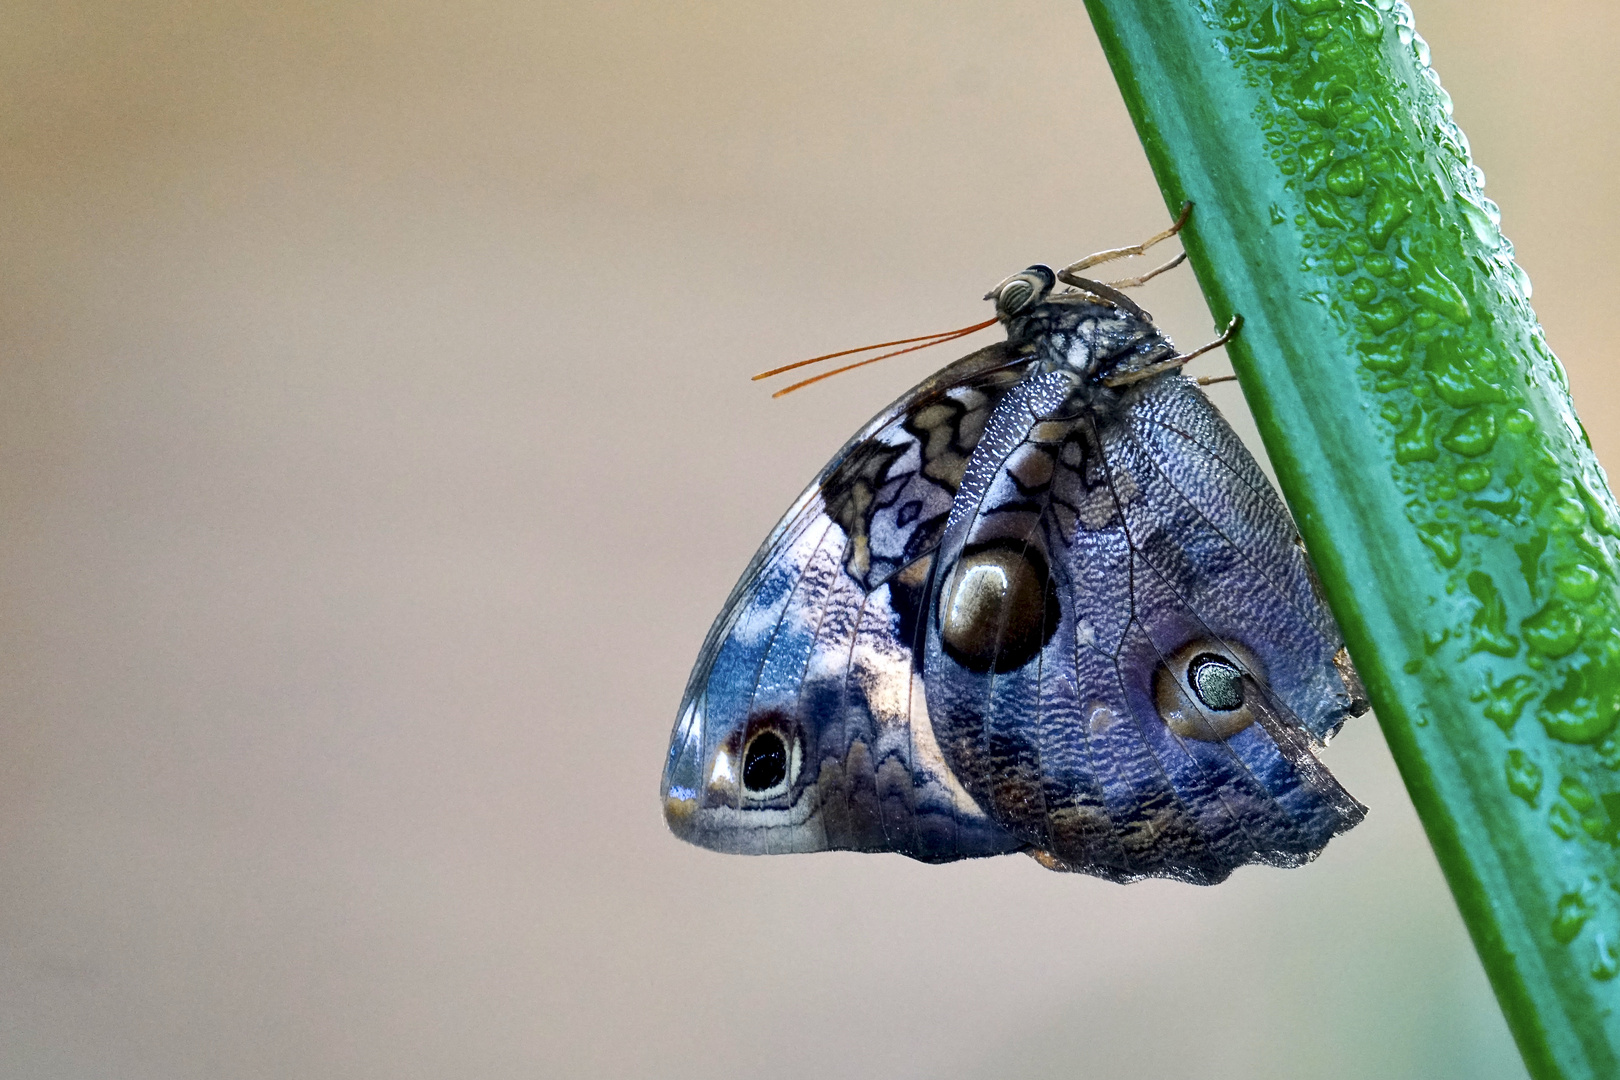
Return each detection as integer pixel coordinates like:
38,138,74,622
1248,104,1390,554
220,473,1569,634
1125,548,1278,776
663,343,1037,862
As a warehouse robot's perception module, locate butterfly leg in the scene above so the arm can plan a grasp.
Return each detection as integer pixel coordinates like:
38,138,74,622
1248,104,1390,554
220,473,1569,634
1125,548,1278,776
1102,315,1243,389
1057,201,1193,282
1102,251,1186,291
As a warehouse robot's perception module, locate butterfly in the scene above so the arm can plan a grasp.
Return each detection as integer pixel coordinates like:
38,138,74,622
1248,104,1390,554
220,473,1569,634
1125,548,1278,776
661,208,1369,884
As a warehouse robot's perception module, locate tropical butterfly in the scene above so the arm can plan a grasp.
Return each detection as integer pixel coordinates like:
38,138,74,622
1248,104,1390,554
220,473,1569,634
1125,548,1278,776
661,208,1368,884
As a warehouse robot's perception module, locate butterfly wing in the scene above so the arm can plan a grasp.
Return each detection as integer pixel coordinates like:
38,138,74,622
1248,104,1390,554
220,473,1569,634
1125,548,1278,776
922,372,1367,884
662,343,1037,862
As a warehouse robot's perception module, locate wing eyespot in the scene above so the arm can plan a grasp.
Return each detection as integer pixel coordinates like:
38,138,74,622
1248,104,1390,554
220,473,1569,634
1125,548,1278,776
1153,640,1263,741
742,731,788,793
1188,653,1244,711
938,542,1060,673
726,720,801,802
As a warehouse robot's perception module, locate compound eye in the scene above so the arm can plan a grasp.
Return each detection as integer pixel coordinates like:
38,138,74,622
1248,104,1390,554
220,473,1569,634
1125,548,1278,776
1153,640,1261,741
988,265,1056,318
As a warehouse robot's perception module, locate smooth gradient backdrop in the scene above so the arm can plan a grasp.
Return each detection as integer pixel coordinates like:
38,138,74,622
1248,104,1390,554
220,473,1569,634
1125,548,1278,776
5,2,1616,1077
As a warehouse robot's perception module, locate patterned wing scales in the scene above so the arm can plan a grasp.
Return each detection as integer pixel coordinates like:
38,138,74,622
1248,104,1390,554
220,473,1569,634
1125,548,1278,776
662,344,1036,862
923,373,1366,884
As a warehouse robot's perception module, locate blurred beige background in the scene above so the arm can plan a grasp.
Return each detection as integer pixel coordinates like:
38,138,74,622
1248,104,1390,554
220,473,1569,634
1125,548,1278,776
3,2,1614,1077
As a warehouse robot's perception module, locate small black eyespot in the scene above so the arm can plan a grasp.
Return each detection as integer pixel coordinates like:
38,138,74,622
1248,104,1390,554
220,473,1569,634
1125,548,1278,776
742,731,788,792
1188,653,1244,712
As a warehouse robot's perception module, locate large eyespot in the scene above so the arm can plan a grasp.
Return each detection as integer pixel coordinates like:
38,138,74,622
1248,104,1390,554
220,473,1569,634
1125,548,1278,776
939,542,1061,673
1153,640,1263,741
986,265,1056,318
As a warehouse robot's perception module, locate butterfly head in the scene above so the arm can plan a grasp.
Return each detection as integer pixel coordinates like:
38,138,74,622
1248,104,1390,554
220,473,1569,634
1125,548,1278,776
985,264,1057,321
986,265,1176,408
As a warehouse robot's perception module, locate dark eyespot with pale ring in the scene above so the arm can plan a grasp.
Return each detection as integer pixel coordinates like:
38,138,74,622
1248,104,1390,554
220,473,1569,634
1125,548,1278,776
939,542,1061,673
740,728,801,798
988,264,1056,318
1153,640,1262,741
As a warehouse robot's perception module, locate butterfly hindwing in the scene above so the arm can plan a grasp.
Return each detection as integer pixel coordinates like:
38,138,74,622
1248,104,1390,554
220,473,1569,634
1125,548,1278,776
662,343,1037,862
923,373,1366,883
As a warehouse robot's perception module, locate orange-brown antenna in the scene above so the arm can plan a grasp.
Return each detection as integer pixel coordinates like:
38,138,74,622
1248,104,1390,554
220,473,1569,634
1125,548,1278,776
754,316,998,398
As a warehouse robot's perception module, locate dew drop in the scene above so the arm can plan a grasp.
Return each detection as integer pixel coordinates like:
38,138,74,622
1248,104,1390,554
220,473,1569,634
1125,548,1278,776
1512,261,1534,299
1395,406,1441,464
1306,189,1354,231
1407,256,1471,324
1366,184,1414,247
1593,934,1619,981
1298,141,1332,179
1576,473,1620,537
1553,891,1593,944
1456,193,1500,247
1424,338,1507,407
1467,572,1518,658
1364,297,1408,333
1361,340,1411,374
1416,520,1462,566
1248,3,1299,61
1601,736,1620,771
1325,158,1368,197
1556,564,1602,603
1456,463,1491,492
1350,0,1383,38
1299,15,1332,41
1550,802,1580,840
1551,491,1589,532
1442,407,1498,458
1505,749,1542,804
1524,600,1584,659
1540,639,1620,743
1560,776,1597,812
1486,677,1536,732
1504,409,1536,435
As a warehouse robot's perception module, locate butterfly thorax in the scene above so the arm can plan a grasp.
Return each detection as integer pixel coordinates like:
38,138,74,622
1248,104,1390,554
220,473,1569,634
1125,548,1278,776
1002,293,1179,419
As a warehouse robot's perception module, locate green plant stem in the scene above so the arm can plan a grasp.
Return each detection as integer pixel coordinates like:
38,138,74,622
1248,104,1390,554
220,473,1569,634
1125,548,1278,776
1081,2,1620,1077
